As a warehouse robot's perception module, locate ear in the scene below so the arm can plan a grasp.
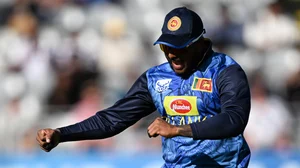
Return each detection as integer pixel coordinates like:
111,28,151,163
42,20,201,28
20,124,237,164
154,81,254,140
192,38,205,50
196,37,205,45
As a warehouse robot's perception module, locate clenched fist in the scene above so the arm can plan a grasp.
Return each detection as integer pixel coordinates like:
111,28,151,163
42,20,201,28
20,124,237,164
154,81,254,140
147,117,179,138
36,128,61,152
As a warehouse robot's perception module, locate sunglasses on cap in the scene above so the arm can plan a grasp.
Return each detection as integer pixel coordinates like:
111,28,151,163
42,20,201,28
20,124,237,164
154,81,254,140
159,30,205,53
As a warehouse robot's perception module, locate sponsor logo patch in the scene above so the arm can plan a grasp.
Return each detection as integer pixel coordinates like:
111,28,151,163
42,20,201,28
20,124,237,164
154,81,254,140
155,79,172,93
164,96,199,116
192,78,213,92
170,98,191,114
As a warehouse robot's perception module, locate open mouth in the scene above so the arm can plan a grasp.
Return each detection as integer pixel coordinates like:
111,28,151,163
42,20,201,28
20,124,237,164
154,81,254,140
171,57,184,70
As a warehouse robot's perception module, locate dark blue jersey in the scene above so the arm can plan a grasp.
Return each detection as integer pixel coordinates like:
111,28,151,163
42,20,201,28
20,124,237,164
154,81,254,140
146,51,250,167
58,45,251,167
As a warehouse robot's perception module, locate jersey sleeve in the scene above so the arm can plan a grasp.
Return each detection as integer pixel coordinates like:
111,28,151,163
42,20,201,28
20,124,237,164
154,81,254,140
190,65,251,140
58,71,156,142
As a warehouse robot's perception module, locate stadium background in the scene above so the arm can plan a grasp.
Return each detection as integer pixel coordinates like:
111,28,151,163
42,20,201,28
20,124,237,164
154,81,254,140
0,0,300,167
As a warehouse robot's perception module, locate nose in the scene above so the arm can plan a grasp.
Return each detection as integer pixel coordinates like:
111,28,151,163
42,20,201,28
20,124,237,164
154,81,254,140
168,47,186,58
168,52,177,59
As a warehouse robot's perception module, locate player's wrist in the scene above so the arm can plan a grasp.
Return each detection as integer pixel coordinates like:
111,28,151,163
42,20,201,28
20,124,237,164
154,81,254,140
54,128,62,143
176,125,193,137
173,125,181,136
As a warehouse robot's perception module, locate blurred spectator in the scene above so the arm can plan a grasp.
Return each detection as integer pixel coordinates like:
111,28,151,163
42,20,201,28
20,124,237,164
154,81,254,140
93,4,145,103
0,0,299,159
71,80,102,120
210,4,244,49
245,72,293,151
261,45,300,94
285,44,300,145
287,70,300,112
242,0,300,95
46,5,100,109
32,0,65,24
0,8,56,102
286,69,300,145
286,44,300,108
0,73,41,153
47,54,99,110
68,80,115,152
243,0,299,51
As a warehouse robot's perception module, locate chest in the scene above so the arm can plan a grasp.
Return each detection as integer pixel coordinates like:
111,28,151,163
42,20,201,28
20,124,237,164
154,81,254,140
148,71,221,118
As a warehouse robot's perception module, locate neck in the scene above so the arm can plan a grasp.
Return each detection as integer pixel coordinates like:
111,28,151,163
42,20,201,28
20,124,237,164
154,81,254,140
195,39,213,68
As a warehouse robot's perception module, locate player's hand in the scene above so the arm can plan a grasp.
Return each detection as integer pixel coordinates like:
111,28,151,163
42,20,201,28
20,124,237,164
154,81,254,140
36,128,61,152
147,117,178,138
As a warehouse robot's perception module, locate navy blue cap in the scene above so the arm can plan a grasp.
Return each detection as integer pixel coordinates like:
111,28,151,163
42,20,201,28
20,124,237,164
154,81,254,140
154,7,205,49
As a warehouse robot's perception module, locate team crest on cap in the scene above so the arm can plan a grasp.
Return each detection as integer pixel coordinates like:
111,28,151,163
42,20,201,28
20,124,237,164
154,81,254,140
167,16,181,31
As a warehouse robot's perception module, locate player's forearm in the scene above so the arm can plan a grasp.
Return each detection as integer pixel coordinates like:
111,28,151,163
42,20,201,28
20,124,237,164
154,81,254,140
176,124,193,137
57,72,156,142
190,111,247,140
172,111,246,139
57,113,123,142
58,104,154,142
187,64,250,140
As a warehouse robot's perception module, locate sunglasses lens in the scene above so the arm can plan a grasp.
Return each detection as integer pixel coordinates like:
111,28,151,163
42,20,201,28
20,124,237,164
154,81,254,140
159,44,164,51
159,44,170,53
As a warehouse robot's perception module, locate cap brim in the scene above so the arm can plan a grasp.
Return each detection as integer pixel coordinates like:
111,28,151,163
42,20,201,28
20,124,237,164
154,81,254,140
153,34,195,49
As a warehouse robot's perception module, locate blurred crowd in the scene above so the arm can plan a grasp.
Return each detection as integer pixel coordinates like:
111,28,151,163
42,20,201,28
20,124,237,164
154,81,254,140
0,0,299,155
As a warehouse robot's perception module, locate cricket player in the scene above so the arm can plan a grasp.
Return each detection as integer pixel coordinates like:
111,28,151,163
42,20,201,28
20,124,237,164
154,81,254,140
37,7,251,167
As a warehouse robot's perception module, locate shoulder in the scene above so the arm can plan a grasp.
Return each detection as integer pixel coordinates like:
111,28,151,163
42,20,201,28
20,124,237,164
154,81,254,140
208,52,241,75
212,52,239,67
147,62,173,75
199,51,241,77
